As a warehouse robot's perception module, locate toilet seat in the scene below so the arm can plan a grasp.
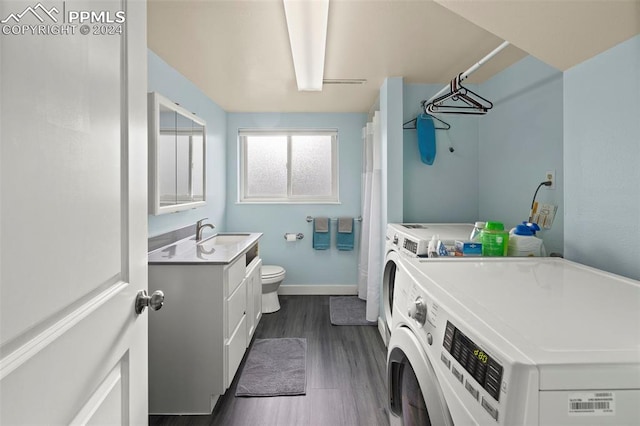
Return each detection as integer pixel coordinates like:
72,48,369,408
262,265,285,276
262,265,285,283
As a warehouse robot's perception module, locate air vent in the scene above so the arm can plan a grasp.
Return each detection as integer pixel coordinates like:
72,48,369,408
322,79,367,85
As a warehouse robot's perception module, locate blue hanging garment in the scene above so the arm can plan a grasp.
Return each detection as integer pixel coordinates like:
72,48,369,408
416,114,436,165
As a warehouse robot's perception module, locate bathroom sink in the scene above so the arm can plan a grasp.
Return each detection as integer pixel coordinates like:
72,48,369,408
200,233,251,246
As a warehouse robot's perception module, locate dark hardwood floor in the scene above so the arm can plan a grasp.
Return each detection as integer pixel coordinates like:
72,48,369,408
149,295,390,426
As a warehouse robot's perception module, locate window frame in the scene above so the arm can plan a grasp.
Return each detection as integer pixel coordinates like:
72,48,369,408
238,129,339,204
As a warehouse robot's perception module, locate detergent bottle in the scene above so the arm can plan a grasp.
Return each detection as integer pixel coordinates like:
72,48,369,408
507,223,546,257
480,221,509,256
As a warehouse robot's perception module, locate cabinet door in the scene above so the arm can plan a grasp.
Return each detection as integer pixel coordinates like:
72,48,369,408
227,279,247,338
245,259,262,343
225,315,247,389
252,260,263,330
226,255,246,296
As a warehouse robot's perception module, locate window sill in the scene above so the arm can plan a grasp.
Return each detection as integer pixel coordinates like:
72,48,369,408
236,200,342,205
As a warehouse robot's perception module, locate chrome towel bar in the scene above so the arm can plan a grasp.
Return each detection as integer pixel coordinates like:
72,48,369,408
306,216,362,223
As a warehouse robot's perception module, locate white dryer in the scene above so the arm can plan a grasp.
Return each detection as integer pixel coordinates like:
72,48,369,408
388,256,640,425
381,223,473,346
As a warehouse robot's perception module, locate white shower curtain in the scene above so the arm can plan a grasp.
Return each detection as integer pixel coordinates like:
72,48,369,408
358,111,382,322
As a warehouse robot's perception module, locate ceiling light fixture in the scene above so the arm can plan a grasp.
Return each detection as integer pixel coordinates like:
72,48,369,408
283,0,329,91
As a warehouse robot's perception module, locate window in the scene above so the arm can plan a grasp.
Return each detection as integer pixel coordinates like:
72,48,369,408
239,129,338,203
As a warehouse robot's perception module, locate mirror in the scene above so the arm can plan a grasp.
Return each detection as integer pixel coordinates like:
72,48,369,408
148,92,206,215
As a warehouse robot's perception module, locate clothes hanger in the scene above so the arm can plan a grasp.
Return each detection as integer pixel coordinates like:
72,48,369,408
419,112,451,130
403,105,451,131
403,117,418,130
424,73,493,115
425,102,489,115
426,90,492,114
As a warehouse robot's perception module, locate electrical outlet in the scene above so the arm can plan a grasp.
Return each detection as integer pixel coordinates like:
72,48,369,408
545,170,555,189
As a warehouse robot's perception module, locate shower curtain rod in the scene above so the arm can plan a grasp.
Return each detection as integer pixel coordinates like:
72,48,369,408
425,41,510,106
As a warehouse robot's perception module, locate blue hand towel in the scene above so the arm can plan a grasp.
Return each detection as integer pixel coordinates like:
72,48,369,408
417,114,436,165
336,217,354,251
313,217,330,250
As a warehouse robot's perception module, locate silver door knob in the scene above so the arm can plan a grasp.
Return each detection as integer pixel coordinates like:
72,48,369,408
135,290,165,314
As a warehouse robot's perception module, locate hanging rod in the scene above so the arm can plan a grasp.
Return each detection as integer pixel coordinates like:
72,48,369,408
425,41,510,106
306,216,363,222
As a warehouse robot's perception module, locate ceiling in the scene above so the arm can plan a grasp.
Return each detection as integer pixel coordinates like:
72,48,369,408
148,0,640,113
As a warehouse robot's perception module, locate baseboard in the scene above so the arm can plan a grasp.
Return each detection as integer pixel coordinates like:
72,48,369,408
278,284,358,295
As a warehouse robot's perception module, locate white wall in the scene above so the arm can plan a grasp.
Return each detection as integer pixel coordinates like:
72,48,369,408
563,35,640,280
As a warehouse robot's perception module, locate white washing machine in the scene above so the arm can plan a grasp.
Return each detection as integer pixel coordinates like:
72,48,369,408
381,223,474,346
388,256,640,425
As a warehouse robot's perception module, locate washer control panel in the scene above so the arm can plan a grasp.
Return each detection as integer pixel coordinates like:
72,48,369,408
402,237,418,255
443,321,504,402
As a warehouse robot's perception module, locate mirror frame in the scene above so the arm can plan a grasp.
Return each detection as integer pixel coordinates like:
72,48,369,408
148,92,207,215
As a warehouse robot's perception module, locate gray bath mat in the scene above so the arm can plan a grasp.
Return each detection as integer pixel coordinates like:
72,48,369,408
235,338,307,397
329,296,377,326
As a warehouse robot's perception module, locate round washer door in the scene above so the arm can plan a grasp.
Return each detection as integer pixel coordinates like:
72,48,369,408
387,326,453,426
382,250,401,338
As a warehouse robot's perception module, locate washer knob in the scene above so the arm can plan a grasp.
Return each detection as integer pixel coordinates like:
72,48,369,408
408,297,427,327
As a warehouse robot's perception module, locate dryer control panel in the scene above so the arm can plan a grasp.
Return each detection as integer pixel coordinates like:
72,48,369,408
443,321,504,402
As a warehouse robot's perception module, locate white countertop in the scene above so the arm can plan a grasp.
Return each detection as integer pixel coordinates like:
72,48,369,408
148,232,262,265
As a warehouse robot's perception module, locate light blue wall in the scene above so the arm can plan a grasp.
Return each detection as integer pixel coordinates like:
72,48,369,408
401,57,563,253
402,84,479,223
563,35,640,280
381,77,404,224
226,113,367,285
478,56,564,254
147,50,227,237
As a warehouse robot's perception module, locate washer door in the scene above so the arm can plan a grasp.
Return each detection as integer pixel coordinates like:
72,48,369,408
388,326,453,426
382,250,400,338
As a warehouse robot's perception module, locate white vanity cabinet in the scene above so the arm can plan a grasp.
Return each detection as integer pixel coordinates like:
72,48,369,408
148,241,262,415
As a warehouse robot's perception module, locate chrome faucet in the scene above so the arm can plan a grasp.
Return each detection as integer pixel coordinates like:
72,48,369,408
196,218,215,241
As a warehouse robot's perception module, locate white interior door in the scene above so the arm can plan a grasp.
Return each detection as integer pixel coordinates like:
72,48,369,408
0,0,149,424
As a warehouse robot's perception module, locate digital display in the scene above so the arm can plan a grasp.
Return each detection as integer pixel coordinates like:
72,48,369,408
473,349,488,364
443,321,503,402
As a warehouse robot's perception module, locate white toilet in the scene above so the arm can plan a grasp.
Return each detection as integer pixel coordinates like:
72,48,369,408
261,265,286,313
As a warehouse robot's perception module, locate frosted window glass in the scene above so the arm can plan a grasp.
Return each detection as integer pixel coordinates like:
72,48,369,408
246,136,287,196
291,135,332,196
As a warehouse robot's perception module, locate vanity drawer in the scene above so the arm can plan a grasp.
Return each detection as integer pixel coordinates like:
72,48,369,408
227,279,247,338
225,314,247,389
226,255,246,295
